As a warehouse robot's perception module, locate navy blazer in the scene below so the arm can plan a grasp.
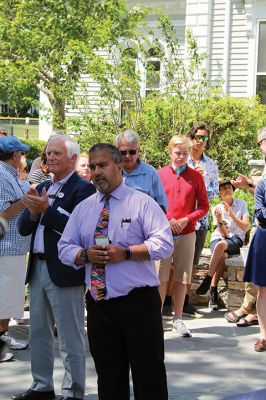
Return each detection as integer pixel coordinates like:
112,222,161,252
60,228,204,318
19,172,96,287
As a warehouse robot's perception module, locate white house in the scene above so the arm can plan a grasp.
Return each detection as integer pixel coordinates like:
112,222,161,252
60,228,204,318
39,0,266,140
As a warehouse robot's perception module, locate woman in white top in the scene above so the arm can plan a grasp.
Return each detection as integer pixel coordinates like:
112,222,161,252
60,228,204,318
196,180,249,309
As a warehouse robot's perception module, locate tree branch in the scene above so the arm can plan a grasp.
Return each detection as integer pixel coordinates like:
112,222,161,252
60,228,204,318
36,82,55,104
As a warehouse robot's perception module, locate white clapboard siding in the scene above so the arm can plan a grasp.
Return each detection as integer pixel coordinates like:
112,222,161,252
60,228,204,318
208,0,226,86
228,0,249,97
65,49,110,117
65,3,187,118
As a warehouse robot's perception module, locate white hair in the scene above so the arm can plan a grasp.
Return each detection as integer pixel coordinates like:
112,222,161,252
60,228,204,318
47,134,80,157
114,130,140,147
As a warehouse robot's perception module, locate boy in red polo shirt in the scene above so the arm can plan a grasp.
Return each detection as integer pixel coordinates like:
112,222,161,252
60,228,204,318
158,135,209,337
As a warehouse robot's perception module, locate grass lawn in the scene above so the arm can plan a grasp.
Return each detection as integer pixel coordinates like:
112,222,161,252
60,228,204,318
0,121,39,139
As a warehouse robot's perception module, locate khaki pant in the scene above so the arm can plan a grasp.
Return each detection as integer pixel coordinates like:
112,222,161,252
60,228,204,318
242,282,258,314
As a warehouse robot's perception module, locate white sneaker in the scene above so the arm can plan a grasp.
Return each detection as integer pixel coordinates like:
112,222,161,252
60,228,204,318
172,319,192,338
0,339,14,362
13,318,24,325
0,352,13,362
0,332,28,350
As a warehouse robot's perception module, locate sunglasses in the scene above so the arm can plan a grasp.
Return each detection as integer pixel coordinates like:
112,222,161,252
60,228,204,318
193,135,209,142
258,138,266,147
119,149,138,156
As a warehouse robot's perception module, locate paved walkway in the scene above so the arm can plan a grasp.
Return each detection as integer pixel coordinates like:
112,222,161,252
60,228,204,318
1,308,266,400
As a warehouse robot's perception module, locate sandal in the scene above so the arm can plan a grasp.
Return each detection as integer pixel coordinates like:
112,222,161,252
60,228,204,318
237,316,259,327
224,310,246,323
254,339,266,352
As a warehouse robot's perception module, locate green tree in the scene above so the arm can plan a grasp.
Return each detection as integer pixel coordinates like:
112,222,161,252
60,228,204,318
68,13,266,178
0,67,39,116
0,0,147,131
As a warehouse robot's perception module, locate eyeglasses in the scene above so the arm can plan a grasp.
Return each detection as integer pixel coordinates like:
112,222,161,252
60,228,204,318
119,149,137,156
258,139,266,147
193,135,209,142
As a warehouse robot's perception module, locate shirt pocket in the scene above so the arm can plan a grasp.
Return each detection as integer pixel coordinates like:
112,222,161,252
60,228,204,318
119,218,142,245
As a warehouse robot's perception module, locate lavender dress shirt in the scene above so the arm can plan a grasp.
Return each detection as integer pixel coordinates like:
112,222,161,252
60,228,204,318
58,183,173,299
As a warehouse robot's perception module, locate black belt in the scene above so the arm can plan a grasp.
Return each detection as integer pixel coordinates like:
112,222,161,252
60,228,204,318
34,253,46,260
86,285,157,302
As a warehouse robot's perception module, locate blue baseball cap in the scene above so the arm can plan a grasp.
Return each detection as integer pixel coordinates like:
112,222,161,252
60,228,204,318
0,136,30,153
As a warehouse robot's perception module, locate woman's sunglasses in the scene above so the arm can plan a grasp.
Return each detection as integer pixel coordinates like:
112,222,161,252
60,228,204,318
193,135,209,142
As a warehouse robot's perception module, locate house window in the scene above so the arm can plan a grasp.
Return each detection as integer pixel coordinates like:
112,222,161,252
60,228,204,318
0,104,9,115
120,100,134,119
119,46,164,118
120,48,138,119
145,48,161,97
256,21,266,104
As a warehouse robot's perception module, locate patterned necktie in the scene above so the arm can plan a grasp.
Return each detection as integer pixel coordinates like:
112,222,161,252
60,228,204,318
90,197,110,301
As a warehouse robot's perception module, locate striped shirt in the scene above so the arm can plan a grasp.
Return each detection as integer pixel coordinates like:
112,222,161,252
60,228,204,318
0,161,31,255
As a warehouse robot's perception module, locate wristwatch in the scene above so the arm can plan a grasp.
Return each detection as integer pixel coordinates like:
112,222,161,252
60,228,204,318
80,249,89,264
125,246,132,260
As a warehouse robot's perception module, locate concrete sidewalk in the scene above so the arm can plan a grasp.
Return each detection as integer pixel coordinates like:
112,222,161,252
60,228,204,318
1,308,265,400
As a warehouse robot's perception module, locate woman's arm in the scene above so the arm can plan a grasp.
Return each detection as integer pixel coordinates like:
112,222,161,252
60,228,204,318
254,180,266,223
222,201,249,232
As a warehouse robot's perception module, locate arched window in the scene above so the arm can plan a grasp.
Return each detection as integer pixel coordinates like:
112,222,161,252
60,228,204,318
120,47,138,119
145,47,162,96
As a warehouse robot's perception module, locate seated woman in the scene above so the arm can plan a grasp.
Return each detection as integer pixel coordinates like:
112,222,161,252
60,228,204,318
196,180,249,309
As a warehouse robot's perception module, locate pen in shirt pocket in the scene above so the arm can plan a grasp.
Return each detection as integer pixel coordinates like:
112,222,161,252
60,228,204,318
121,218,131,227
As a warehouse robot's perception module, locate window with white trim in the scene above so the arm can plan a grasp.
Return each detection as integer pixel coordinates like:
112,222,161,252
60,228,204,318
256,20,266,104
145,48,162,96
120,47,138,119
119,46,164,118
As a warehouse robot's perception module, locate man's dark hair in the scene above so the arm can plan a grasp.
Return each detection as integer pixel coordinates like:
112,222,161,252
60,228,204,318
188,122,210,139
0,151,14,161
89,143,122,164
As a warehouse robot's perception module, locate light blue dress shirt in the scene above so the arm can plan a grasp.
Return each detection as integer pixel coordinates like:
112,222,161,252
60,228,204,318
122,159,168,211
58,183,174,299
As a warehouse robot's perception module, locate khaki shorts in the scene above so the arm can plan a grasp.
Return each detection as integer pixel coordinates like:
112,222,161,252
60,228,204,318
159,232,196,284
0,254,27,318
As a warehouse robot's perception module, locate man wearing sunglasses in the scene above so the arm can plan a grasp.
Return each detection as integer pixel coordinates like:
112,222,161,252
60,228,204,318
114,130,168,212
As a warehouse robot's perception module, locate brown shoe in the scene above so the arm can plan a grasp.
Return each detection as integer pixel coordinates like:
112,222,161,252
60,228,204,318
254,339,266,352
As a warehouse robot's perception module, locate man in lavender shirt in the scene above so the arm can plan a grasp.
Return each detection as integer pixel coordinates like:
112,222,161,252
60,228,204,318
58,143,173,400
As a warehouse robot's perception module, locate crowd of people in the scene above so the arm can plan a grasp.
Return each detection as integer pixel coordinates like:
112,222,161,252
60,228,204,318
0,123,265,400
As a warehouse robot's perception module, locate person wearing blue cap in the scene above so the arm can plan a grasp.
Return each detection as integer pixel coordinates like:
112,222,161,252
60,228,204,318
0,136,31,359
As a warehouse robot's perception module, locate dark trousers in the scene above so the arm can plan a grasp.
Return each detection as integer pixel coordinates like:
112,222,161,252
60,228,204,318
86,286,168,400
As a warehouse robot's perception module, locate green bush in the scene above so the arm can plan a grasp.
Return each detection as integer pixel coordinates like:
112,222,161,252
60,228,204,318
132,95,266,176
21,139,47,162
71,94,266,178
67,116,117,151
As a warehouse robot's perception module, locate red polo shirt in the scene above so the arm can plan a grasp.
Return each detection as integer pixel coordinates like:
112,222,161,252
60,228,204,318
158,165,209,235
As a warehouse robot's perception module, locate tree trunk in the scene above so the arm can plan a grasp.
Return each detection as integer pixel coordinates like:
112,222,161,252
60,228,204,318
50,98,66,133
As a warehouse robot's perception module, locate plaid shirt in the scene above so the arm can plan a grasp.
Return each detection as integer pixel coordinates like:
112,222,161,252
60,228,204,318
0,161,31,255
188,153,219,230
